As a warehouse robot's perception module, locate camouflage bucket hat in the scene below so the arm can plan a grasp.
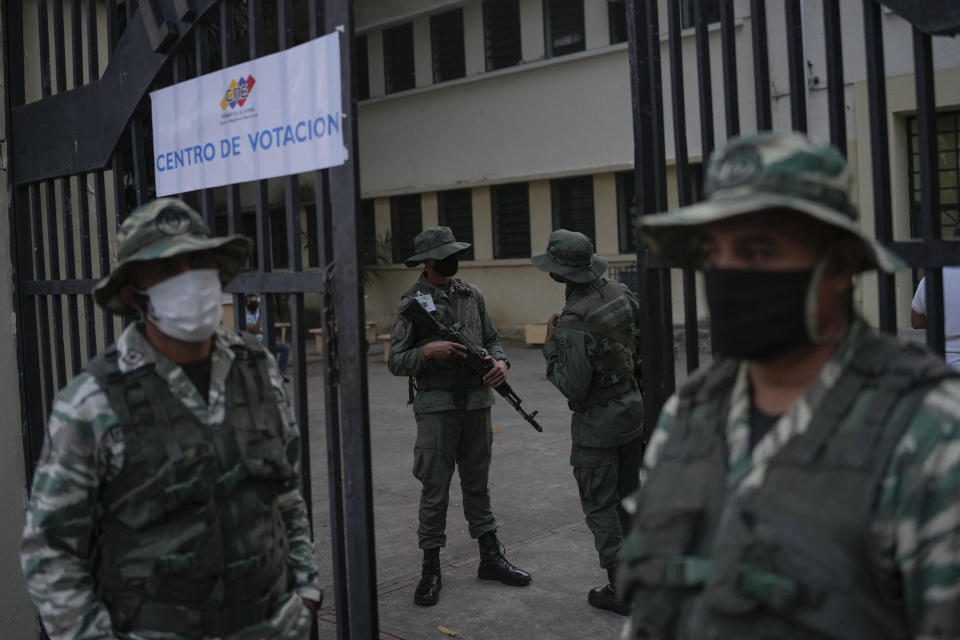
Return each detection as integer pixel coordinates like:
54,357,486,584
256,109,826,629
93,198,253,314
641,131,906,273
404,226,471,267
531,229,607,283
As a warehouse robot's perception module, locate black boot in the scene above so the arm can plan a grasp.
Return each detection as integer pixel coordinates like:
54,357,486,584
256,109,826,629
477,532,532,586
414,548,442,606
588,567,630,615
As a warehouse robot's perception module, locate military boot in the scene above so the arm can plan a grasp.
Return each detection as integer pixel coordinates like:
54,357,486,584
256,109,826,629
588,567,630,615
414,548,442,606
477,532,532,586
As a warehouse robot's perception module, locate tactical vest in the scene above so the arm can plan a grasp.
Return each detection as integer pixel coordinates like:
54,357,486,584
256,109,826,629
85,334,295,639
557,278,639,412
622,332,957,640
405,279,486,401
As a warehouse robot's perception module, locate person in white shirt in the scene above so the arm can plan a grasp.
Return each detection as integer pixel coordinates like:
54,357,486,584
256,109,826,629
911,266,960,371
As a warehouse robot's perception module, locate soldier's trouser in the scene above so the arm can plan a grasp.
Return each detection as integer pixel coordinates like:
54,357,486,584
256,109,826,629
571,436,645,569
413,409,497,549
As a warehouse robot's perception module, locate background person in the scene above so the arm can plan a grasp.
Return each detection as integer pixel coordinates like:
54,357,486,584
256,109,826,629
911,266,960,371
21,199,320,640
387,226,532,607
619,132,960,639
245,293,292,382
532,229,644,616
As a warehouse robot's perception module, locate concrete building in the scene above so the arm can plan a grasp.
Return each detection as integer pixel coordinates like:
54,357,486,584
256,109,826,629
355,0,960,338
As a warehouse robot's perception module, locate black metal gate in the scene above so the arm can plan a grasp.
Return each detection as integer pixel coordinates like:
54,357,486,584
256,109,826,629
2,1,377,637
625,0,960,426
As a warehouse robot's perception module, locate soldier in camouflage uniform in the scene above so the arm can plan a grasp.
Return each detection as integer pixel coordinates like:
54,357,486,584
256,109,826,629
619,131,960,639
388,226,532,607
21,199,320,640
532,229,644,616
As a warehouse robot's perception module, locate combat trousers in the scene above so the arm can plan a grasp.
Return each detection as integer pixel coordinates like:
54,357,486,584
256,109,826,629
413,408,498,549
571,436,645,569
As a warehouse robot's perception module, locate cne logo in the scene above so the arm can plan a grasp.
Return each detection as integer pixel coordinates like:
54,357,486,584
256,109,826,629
220,75,256,110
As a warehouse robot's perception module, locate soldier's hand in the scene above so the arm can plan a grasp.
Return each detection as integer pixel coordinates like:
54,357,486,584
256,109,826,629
423,340,468,361
482,357,508,387
302,597,319,612
545,314,560,343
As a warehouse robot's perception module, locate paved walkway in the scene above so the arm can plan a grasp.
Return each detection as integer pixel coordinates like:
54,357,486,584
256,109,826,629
302,340,629,639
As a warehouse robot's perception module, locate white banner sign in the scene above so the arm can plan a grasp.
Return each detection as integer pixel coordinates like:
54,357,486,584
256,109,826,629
151,32,345,196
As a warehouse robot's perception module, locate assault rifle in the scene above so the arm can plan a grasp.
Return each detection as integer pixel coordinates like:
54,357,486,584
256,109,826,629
399,297,544,433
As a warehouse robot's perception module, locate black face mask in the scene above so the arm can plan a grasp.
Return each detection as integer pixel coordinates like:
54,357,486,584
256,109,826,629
705,268,814,361
434,254,459,277
246,300,259,311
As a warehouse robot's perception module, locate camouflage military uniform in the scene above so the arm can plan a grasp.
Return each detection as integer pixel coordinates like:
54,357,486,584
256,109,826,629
534,229,644,615
619,132,960,638
626,319,960,638
389,272,505,547
389,226,531,607
21,199,320,640
534,231,645,571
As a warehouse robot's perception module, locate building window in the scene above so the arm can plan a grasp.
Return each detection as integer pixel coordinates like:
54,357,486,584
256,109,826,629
907,111,960,238
491,183,531,259
616,170,636,253
544,0,585,58
390,194,422,263
609,0,627,44
483,0,522,71
552,176,595,242
383,22,415,94
680,0,720,31
356,34,370,100
431,8,466,83
438,189,475,260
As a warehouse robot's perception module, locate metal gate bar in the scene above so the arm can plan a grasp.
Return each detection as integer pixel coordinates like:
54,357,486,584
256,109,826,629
913,28,946,352
325,1,380,635
5,1,379,637
822,0,846,154
719,0,740,138
785,0,807,133
626,0,959,421
749,0,772,130
862,0,898,334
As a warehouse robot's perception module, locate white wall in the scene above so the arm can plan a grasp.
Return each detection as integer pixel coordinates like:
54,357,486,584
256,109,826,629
358,46,634,197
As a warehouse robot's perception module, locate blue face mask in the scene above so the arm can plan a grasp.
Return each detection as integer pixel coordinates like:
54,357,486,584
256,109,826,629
705,268,814,361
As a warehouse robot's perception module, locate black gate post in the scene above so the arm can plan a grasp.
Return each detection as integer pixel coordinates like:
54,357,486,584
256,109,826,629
325,1,380,637
626,0,676,431
3,0,46,487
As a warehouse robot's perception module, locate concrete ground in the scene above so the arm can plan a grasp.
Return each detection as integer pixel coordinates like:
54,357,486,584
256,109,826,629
300,339,631,640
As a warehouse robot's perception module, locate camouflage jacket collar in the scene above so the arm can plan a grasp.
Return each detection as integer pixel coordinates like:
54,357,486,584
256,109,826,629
415,273,472,297
726,318,868,492
115,322,244,425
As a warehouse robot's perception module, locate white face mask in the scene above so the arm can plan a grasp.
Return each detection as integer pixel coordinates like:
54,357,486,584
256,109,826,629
144,268,223,342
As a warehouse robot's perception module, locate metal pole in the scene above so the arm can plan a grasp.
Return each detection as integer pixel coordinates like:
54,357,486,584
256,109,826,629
863,0,897,333
324,0,380,636
913,28,946,356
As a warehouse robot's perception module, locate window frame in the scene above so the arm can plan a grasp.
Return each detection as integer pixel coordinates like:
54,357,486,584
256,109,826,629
483,0,523,72
437,188,475,260
550,176,596,242
390,194,423,264
491,183,532,259
431,8,467,83
383,22,416,94
543,0,586,59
